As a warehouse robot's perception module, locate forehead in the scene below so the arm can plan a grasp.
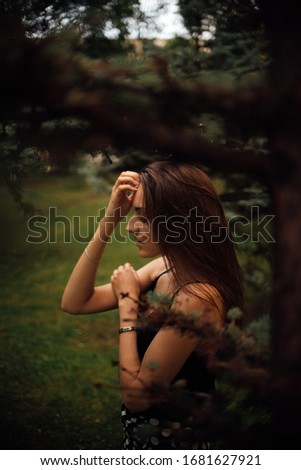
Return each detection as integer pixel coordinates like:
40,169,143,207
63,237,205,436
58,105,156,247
132,184,144,209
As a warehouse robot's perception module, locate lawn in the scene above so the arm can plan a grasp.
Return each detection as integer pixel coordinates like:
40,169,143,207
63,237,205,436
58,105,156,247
0,170,271,450
0,172,145,450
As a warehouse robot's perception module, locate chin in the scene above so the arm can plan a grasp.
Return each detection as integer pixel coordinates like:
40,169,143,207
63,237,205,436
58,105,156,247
137,246,161,259
138,249,152,258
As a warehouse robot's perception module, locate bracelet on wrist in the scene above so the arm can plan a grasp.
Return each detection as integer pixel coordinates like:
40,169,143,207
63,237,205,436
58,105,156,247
84,247,99,263
119,326,138,334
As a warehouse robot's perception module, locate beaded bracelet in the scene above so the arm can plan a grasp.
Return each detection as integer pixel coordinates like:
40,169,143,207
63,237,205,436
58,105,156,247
119,326,138,334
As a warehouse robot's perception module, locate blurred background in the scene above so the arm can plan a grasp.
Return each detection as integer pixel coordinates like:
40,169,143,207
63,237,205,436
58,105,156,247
0,0,299,450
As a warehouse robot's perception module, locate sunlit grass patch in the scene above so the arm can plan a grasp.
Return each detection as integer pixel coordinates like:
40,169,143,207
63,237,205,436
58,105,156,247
0,174,127,449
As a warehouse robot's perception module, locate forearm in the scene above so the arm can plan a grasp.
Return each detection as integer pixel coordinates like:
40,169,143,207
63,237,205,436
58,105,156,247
118,299,151,412
119,298,140,379
61,213,120,313
62,171,140,314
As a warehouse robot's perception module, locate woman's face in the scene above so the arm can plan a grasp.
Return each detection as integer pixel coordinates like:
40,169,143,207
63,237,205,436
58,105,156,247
126,185,161,258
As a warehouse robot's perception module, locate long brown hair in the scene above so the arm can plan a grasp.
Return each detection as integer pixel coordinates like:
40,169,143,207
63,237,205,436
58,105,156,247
140,161,244,312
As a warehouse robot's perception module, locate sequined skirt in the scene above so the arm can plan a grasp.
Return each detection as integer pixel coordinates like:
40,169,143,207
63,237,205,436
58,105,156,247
121,404,211,450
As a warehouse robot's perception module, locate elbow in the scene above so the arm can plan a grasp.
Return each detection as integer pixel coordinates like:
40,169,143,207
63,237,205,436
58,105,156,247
123,399,150,414
122,391,151,414
60,299,81,315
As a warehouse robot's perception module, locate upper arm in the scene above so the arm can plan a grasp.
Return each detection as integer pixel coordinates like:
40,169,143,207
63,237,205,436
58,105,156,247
137,284,224,388
76,258,163,314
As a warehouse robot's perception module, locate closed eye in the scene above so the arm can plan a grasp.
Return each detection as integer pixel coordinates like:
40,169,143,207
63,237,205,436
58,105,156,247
138,216,149,223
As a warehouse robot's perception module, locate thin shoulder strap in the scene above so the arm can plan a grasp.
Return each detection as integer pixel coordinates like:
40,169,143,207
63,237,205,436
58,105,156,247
171,280,224,317
172,280,220,301
171,280,199,300
155,267,172,282
149,267,172,291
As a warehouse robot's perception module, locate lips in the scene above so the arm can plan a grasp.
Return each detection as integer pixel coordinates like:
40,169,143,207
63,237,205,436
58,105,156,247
135,237,148,246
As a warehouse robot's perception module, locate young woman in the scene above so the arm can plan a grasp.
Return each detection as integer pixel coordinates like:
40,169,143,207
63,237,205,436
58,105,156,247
61,161,243,450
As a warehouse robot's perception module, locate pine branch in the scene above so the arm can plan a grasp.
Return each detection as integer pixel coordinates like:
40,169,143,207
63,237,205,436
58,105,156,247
0,33,275,177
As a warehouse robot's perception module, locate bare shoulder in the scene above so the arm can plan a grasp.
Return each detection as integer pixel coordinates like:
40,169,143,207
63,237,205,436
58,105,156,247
172,282,225,325
136,257,167,291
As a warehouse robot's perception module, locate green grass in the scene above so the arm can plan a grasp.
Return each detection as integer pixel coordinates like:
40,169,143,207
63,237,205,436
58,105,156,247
0,172,272,450
0,173,145,450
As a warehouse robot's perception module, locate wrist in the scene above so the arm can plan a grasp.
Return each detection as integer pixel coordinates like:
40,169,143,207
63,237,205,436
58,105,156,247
119,318,138,327
119,298,139,325
98,214,120,240
118,293,139,305
104,205,124,223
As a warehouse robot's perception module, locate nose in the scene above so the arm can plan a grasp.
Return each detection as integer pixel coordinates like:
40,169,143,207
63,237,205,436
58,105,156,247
126,216,147,235
126,215,135,233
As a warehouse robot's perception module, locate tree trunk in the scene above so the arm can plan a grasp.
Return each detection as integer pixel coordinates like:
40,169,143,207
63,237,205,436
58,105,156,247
261,0,301,448
271,151,301,448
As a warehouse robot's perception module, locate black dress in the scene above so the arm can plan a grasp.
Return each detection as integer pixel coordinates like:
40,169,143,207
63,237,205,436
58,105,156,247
121,271,214,450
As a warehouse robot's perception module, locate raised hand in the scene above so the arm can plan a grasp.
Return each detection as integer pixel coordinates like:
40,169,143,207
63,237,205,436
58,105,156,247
111,262,141,302
106,171,140,219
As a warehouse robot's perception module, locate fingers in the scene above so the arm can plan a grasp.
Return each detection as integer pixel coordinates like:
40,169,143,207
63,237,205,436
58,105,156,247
114,183,139,196
110,263,140,300
109,171,140,209
118,263,134,272
120,171,140,180
115,172,140,188
117,176,140,187
113,174,140,200
111,263,134,276
111,264,135,289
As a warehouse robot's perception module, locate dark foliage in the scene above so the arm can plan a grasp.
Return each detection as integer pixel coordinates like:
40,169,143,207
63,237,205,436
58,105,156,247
1,0,301,448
